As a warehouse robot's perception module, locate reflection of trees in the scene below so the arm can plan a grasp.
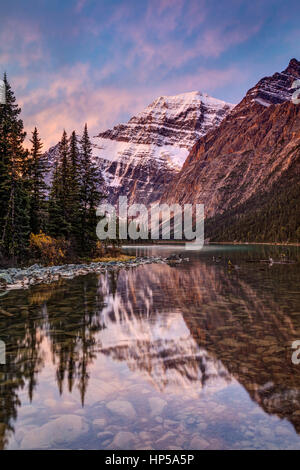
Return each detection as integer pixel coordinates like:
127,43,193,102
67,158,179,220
0,294,45,449
0,247,300,448
0,274,109,448
41,275,108,405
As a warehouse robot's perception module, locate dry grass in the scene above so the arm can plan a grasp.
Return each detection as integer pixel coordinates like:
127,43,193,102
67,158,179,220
92,254,136,263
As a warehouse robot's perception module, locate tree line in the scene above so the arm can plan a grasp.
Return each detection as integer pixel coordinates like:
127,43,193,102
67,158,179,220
0,74,104,265
205,146,300,244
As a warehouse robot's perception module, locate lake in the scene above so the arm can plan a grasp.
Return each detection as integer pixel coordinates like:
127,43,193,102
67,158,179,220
1,244,300,450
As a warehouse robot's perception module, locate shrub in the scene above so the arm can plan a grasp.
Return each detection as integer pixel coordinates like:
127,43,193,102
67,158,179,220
29,232,69,265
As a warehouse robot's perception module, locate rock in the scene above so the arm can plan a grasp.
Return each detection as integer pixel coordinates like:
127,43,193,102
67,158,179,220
106,400,136,420
18,405,39,417
164,419,177,428
156,431,175,446
20,415,89,449
0,273,12,285
166,254,182,261
97,431,114,441
3,256,165,290
14,272,28,281
149,397,167,416
27,264,42,271
190,436,210,449
15,429,26,444
44,399,57,408
197,422,208,431
111,431,136,449
186,417,196,425
139,431,151,441
275,425,293,437
93,418,107,429
136,446,154,450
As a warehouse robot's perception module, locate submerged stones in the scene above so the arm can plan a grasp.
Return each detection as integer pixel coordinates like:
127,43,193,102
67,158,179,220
20,415,89,449
111,431,136,449
190,436,210,449
149,397,167,416
106,400,137,420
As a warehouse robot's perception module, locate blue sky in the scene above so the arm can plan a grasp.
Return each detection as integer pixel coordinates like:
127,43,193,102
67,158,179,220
0,0,299,147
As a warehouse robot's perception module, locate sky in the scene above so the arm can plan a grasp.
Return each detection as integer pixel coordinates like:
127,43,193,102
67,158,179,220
0,0,299,148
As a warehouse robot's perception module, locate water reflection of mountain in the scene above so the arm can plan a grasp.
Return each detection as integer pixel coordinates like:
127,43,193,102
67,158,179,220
95,260,300,432
0,251,300,448
97,271,231,392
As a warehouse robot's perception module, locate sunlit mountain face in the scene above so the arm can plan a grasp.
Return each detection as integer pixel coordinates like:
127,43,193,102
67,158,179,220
1,245,300,450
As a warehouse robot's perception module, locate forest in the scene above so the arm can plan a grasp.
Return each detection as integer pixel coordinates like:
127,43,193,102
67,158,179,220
0,75,106,266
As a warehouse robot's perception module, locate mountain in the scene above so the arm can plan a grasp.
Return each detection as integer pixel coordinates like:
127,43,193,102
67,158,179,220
161,59,300,242
92,91,234,205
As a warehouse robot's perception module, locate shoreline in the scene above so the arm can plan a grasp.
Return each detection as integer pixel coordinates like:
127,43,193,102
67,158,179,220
0,256,167,292
124,241,300,247
208,241,300,247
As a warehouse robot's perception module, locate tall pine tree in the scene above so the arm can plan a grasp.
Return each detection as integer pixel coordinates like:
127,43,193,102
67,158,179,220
79,124,104,254
48,130,71,238
26,127,48,234
0,74,30,262
68,130,81,244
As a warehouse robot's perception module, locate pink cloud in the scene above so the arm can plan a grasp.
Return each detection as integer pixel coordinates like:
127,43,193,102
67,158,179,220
0,20,44,68
111,4,260,78
16,63,156,149
14,61,243,150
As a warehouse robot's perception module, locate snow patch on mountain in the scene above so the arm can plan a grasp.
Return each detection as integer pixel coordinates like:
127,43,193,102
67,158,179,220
91,91,234,205
92,139,188,171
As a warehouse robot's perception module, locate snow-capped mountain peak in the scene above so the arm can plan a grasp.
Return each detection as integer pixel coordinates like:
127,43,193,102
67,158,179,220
92,90,234,205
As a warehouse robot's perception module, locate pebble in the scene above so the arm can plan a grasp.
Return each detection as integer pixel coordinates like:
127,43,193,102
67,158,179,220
20,415,89,449
0,257,168,291
106,400,137,420
156,431,175,446
149,397,167,416
190,436,210,449
111,431,136,449
93,418,107,429
97,431,114,441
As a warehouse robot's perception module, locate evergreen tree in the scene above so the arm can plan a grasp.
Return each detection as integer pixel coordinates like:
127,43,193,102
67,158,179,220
79,124,104,254
27,127,48,234
68,131,81,243
48,130,71,237
0,73,30,261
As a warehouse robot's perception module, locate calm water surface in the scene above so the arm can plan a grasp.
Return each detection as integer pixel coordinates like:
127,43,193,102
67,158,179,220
1,244,300,450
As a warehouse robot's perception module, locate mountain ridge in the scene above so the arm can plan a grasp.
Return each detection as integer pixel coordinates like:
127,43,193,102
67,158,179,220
161,59,300,243
91,90,234,205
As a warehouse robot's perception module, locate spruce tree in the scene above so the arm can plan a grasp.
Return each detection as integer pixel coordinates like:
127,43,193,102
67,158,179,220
0,74,30,261
79,124,104,254
27,127,48,234
48,130,71,238
68,131,81,244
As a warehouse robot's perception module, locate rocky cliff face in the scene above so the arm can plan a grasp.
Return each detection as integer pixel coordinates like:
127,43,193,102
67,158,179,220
162,59,300,222
92,91,234,205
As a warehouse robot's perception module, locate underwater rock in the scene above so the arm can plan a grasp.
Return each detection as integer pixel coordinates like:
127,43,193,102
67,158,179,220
20,414,89,449
106,400,137,420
